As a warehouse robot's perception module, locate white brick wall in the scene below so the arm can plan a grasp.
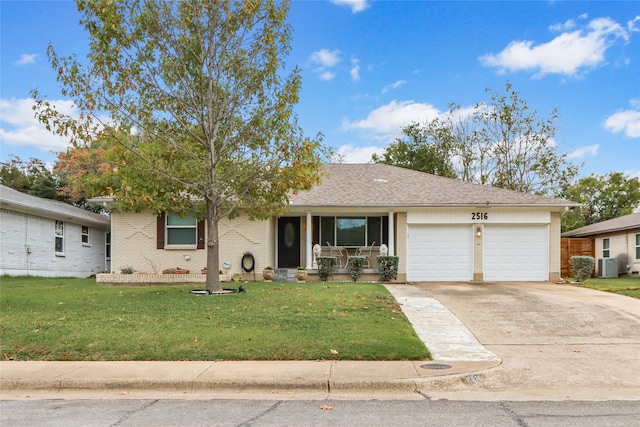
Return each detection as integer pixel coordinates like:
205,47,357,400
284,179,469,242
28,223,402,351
111,211,274,279
0,208,107,277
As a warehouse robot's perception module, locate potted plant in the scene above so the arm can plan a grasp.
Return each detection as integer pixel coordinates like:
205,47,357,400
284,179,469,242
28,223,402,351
201,267,207,274
263,266,275,282
296,266,307,282
175,267,189,274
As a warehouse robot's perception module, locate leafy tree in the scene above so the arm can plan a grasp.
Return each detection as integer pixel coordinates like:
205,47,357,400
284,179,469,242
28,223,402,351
373,83,579,196
0,155,65,201
371,122,457,178
53,134,116,212
33,0,327,292
561,172,640,232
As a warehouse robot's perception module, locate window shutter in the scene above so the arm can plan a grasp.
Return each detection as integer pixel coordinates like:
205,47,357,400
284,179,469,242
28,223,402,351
197,219,205,249
157,213,166,249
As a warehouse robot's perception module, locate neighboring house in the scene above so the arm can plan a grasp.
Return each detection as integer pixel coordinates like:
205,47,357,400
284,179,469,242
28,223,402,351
562,212,640,277
93,163,578,283
0,184,110,278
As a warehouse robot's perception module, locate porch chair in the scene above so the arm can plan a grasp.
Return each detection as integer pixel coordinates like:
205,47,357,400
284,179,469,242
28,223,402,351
357,241,376,268
326,241,346,268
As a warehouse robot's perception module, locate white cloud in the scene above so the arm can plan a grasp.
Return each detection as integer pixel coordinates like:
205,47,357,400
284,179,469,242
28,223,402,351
350,58,360,81
567,144,599,159
480,16,629,77
0,97,77,152
604,108,640,138
342,100,441,136
15,53,37,66
319,71,336,81
329,0,369,13
310,49,340,67
381,80,406,94
309,49,340,81
333,144,384,163
549,19,577,32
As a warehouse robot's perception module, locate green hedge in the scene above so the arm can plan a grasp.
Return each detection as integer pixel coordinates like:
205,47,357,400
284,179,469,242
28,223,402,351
377,256,399,282
316,256,337,281
570,256,595,283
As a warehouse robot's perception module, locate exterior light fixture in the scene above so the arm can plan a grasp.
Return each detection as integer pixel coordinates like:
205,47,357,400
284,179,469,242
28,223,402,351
476,226,482,237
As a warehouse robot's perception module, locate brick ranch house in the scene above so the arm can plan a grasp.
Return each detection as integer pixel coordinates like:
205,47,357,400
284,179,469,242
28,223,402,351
0,184,110,277
93,163,578,284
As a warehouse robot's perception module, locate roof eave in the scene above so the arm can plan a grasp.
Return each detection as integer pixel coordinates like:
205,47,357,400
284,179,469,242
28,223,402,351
0,200,110,227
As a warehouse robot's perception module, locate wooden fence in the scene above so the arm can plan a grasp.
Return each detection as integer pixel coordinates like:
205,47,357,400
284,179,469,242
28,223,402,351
560,237,595,278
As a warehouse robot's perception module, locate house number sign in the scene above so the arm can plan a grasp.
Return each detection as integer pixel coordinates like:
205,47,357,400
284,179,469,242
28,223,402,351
471,212,488,220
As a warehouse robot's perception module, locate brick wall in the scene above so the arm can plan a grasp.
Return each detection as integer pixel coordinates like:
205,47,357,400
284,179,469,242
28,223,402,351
0,208,107,277
111,210,273,279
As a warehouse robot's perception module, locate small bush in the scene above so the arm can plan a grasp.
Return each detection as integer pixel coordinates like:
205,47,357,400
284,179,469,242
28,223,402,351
570,256,595,283
377,256,399,282
316,256,337,281
347,256,366,282
119,266,135,274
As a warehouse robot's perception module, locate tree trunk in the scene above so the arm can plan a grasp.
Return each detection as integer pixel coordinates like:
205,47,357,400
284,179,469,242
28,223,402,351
205,197,222,293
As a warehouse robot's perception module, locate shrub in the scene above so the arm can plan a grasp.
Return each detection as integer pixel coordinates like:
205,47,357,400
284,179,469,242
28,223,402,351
570,256,595,283
316,256,337,281
377,256,399,282
347,256,366,282
119,266,135,274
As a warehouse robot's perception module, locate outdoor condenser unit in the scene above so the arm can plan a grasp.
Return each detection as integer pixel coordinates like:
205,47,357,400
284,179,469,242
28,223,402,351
597,258,618,278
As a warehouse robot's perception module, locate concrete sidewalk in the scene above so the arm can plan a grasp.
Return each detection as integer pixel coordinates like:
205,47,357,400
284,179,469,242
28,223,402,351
0,284,500,400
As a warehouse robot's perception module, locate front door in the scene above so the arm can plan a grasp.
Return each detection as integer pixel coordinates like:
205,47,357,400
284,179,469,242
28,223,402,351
278,217,300,268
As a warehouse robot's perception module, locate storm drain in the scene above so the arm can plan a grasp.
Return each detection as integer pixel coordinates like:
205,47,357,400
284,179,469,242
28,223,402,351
420,363,452,370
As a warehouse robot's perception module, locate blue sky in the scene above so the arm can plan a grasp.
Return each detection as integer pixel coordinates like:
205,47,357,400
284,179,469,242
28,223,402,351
1,0,639,180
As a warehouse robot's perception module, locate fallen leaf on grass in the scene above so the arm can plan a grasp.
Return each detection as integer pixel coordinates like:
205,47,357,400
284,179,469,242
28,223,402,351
330,349,338,355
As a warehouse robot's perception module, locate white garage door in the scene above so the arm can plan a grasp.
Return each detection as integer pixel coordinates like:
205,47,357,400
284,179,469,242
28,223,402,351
407,225,473,281
483,225,548,281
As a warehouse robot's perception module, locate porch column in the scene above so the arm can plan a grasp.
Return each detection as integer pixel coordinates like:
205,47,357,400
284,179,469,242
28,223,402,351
306,212,312,269
388,211,395,256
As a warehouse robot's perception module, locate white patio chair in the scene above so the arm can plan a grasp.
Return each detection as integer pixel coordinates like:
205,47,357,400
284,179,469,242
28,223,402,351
326,241,346,268
357,241,375,268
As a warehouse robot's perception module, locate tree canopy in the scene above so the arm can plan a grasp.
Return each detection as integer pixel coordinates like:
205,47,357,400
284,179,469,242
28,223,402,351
0,155,65,201
33,0,328,292
373,83,579,197
561,172,640,232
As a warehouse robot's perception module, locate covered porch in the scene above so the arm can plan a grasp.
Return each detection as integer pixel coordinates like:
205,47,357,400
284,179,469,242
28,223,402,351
275,211,397,279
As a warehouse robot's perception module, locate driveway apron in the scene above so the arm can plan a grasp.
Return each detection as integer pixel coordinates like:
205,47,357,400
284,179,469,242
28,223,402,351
413,282,640,400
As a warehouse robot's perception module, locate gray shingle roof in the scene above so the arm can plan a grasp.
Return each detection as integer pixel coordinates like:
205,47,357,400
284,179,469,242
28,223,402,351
561,212,640,238
289,163,578,208
0,184,110,227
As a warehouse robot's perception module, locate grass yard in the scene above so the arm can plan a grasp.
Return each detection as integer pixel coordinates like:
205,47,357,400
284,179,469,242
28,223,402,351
578,276,640,299
0,277,430,362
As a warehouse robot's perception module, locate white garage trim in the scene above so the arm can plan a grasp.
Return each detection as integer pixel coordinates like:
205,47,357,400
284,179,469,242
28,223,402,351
483,225,548,281
407,225,473,281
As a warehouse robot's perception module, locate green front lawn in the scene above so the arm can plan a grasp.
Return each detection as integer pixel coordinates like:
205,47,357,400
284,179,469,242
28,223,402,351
578,276,640,299
0,277,430,361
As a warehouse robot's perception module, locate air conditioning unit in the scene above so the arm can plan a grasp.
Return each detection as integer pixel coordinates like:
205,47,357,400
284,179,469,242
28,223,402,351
598,258,618,278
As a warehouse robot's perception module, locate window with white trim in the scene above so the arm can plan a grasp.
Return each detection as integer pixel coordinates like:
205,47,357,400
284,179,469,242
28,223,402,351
166,212,197,246
602,238,610,258
81,226,90,245
55,220,64,255
636,234,640,260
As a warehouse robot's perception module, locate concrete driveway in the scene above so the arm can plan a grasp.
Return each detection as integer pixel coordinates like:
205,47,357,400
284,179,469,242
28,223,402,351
415,282,640,401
